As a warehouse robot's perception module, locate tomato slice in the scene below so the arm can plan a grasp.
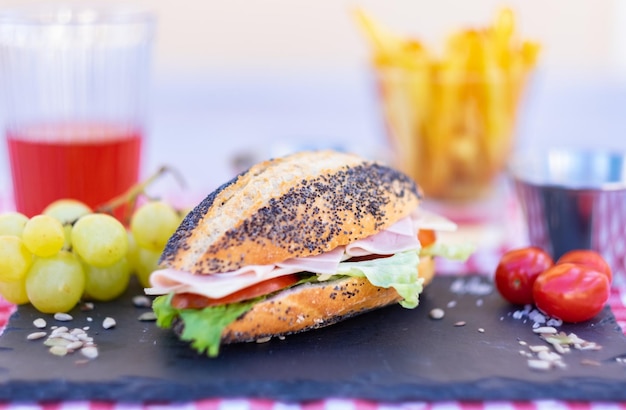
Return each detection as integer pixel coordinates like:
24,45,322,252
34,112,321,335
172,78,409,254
418,229,436,248
171,274,301,309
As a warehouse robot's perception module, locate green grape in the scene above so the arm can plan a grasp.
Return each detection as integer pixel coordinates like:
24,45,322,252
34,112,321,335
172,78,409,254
0,236,33,282
135,246,162,288
43,198,92,250
126,231,140,272
43,198,92,222
130,201,179,252
0,277,29,304
21,215,65,257
71,213,128,267
0,212,28,237
25,250,85,313
82,256,131,301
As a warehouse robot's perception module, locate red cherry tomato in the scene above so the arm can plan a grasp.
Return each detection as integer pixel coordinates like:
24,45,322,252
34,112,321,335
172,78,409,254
494,246,554,305
533,263,610,323
556,249,612,284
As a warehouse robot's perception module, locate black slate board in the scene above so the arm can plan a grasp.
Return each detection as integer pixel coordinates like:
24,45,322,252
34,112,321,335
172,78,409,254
1,274,626,403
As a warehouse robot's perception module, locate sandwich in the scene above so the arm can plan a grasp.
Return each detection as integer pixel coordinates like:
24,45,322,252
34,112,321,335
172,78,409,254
146,150,470,357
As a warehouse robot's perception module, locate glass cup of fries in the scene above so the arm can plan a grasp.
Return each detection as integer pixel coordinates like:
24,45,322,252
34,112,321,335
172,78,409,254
357,8,540,203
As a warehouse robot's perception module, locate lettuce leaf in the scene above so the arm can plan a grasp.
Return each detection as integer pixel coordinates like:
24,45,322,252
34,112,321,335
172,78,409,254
153,294,256,357
420,241,475,261
335,251,423,308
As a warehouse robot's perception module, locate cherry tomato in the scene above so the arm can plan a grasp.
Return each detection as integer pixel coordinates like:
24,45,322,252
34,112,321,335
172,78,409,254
556,249,612,284
533,263,610,323
418,229,436,248
171,274,300,309
494,246,554,305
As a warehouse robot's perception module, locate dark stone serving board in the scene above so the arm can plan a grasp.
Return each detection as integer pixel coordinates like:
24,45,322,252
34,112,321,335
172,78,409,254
1,274,625,403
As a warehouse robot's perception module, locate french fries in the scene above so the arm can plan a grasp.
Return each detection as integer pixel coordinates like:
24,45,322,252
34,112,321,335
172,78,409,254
355,8,540,201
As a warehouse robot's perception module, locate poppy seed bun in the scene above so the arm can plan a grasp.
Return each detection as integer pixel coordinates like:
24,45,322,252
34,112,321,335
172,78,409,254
160,150,422,274
173,256,435,344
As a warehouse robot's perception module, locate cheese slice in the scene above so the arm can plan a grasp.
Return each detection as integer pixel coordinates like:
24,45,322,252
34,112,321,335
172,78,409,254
145,207,455,299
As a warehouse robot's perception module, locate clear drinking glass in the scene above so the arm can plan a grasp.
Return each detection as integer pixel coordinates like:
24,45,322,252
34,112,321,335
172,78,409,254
0,4,155,218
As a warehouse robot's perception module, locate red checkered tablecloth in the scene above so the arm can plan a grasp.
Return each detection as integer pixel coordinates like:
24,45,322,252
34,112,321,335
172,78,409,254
1,191,625,409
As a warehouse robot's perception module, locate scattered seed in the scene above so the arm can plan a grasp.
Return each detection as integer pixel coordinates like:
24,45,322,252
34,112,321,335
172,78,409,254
27,331,47,340
477,328,485,333
138,312,157,321
581,359,601,366
537,350,562,362
49,345,68,356
66,341,84,351
446,300,457,308
86,317,93,322
454,321,466,327
44,337,70,347
102,317,116,329
429,308,445,320
33,318,47,329
81,346,99,359
256,336,271,343
54,313,73,322
50,326,69,336
527,359,552,371
532,326,558,334
81,302,94,311
528,345,550,353
133,295,152,308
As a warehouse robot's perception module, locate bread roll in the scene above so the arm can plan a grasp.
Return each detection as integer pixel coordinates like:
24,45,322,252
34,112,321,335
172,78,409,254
160,150,422,275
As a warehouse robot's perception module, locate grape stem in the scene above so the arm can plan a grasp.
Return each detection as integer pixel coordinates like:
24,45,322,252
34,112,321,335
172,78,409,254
96,166,186,224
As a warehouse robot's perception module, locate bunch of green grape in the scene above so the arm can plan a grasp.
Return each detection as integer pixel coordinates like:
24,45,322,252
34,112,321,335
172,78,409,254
0,199,183,314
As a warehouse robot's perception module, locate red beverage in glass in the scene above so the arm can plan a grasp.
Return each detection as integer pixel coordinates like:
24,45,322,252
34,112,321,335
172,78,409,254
6,122,143,218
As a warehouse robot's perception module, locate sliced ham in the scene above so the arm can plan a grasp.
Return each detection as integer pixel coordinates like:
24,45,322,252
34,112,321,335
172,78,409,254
145,207,456,299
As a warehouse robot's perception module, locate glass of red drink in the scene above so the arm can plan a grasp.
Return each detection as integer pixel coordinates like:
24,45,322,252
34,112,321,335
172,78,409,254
0,4,155,218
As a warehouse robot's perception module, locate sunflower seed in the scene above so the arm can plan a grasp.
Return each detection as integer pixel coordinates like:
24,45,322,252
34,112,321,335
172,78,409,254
49,345,68,356
533,326,557,334
66,341,84,351
133,295,152,308
33,318,47,329
429,308,445,320
527,359,552,370
81,346,98,359
102,317,116,329
54,313,73,322
50,326,69,336
44,337,71,347
138,312,157,321
27,331,47,340
70,328,86,336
